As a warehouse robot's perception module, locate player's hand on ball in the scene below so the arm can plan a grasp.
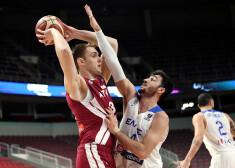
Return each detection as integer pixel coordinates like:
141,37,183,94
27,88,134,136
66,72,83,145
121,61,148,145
35,15,65,45
63,24,77,42
104,107,120,135
85,4,101,32
36,29,54,46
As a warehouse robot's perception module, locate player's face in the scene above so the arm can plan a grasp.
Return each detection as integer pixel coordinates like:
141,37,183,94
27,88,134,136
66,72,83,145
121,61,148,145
84,47,102,75
138,75,164,97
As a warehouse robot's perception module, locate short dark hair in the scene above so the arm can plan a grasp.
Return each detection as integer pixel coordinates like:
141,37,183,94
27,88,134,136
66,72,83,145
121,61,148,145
151,70,173,101
72,43,96,71
198,93,213,107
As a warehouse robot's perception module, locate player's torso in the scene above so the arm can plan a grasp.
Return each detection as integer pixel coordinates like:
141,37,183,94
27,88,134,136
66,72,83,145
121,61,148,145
66,76,116,149
116,97,167,168
202,110,235,155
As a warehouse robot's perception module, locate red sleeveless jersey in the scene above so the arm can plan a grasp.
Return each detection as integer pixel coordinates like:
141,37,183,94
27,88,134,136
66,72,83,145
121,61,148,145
66,75,116,150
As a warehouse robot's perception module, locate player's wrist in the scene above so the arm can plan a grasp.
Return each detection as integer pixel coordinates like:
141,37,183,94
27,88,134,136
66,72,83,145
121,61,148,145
95,30,103,34
50,28,59,35
113,129,121,137
184,158,191,162
73,30,83,40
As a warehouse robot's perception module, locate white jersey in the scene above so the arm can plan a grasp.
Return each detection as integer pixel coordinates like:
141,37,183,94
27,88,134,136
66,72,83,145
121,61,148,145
115,97,168,168
202,110,235,156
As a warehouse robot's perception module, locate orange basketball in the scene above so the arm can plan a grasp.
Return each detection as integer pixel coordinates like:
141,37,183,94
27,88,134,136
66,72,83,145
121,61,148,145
35,15,65,44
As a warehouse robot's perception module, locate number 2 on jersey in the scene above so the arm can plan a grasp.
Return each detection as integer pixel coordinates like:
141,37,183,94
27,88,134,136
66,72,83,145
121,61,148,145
216,121,227,136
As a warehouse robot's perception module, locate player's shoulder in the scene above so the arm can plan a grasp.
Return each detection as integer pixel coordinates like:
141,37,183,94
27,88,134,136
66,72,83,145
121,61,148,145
154,110,169,122
222,112,232,120
193,112,205,120
194,112,204,117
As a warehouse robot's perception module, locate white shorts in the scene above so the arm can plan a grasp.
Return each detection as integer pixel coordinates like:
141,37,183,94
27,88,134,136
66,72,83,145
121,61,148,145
210,151,235,168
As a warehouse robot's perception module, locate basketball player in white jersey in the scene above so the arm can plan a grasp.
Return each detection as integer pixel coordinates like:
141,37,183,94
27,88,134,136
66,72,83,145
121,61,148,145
175,93,235,168
85,5,174,168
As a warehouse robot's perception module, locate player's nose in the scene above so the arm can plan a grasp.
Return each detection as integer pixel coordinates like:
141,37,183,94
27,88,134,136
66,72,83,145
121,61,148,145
97,57,102,62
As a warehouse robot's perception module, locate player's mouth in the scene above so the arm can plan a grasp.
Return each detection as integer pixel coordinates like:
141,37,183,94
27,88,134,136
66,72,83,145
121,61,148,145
141,83,147,87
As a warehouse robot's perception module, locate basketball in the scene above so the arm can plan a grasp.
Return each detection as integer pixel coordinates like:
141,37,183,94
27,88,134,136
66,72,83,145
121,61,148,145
35,15,65,43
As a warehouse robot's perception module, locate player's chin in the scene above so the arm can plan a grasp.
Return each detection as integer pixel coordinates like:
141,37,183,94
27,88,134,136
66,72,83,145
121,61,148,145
138,88,145,94
97,68,102,73
96,69,102,75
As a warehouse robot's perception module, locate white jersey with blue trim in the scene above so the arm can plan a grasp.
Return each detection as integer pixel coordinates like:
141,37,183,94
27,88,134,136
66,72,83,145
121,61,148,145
201,110,235,156
115,97,168,168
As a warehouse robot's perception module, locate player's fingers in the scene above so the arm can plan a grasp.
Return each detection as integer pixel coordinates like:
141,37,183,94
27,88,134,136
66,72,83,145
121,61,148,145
84,5,90,14
174,161,181,165
44,40,49,46
105,108,112,113
88,6,93,16
105,114,110,119
37,29,44,34
104,118,110,125
36,34,44,38
85,5,93,17
38,39,45,44
107,107,114,115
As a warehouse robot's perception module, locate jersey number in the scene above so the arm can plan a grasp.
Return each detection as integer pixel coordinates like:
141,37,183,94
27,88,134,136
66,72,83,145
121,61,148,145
216,121,227,136
109,102,116,112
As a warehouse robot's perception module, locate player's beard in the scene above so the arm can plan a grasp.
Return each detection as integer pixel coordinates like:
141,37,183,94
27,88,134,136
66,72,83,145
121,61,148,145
138,86,157,97
138,87,145,94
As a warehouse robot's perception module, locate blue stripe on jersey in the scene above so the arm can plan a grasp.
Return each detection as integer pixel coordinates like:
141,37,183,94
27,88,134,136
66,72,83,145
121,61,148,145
121,150,144,165
201,109,221,114
149,106,163,113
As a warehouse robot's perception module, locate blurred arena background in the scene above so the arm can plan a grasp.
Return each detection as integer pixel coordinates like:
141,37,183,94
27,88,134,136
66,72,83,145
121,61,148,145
0,0,235,167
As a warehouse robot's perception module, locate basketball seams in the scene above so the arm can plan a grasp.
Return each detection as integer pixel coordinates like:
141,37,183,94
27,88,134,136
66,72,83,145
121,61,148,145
47,16,64,36
35,15,64,39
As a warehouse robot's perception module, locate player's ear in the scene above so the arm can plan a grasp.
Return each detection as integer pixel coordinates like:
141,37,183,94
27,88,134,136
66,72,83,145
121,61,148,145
78,58,85,65
197,104,200,109
158,87,165,94
209,99,214,108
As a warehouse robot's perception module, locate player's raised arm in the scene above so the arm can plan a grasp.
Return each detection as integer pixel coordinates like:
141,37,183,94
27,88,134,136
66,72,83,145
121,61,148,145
85,4,138,106
63,24,118,54
36,28,84,96
63,18,118,83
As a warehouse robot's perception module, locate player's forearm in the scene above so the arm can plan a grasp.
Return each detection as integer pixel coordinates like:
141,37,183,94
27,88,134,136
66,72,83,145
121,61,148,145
52,29,73,67
95,30,125,82
52,29,71,55
115,131,146,160
73,30,118,53
185,136,203,161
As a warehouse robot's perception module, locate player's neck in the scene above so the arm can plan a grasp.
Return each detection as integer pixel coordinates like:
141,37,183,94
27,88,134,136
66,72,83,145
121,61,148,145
138,96,158,114
79,70,98,80
200,106,213,112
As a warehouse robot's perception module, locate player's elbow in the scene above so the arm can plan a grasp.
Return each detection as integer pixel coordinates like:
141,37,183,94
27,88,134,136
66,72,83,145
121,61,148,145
136,151,149,160
194,135,204,143
60,48,71,58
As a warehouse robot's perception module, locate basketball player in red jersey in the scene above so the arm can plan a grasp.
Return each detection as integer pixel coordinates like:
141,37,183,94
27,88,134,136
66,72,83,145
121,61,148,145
36,10,120,168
